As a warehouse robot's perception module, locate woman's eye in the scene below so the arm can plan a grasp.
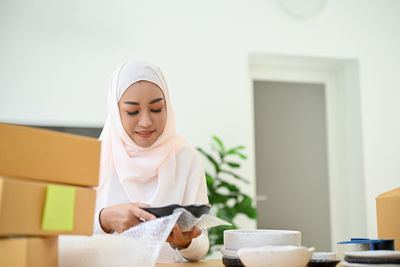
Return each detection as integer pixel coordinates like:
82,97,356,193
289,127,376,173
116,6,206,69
151,109,162,113
127,111,139,115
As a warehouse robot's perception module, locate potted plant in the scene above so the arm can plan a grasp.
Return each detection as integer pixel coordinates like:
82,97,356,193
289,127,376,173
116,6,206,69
197,136,257,253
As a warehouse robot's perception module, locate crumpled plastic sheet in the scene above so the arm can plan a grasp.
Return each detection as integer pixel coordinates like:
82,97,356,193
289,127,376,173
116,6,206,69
121,212,182,265
59,208,230,267
173,208,231,232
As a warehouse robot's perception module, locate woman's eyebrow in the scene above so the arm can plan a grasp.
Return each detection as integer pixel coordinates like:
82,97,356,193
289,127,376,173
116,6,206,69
149,97,164,104
123,101,139,105
123,98,163,105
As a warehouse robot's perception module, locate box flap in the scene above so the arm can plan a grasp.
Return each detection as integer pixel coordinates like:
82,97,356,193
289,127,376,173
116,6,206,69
0,123,100,187
376,187,400,199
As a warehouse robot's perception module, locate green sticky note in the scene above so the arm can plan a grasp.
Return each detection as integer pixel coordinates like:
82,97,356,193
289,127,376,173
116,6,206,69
42,185,76,231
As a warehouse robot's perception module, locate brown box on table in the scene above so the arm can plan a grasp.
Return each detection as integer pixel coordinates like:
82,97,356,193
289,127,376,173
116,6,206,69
0,237,58,267
0,122,101,187
376,187,400,250
0,176,96,236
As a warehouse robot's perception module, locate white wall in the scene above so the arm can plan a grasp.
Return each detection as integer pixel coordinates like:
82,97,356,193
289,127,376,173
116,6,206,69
1,0,399,239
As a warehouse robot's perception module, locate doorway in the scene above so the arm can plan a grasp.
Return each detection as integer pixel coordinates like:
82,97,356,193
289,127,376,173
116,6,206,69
249,54,366,249
254,81,331,251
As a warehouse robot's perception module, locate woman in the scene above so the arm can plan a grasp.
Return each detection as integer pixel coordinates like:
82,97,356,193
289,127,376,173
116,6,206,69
93,60,209,262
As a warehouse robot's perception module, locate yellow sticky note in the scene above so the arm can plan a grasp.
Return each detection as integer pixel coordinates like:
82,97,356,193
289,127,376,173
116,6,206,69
42,185,76,231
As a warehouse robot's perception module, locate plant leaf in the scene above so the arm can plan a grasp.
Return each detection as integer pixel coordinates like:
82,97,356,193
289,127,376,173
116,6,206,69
205,172,215,186
223,206,237,219
217,208,232,221
218,180,240,192
226,161,240,168
235,195,258,219
235,152,248,160
197,147,220,173
226,145,245,154
226,145,248,160
209,192,231,204
246,206,258,219
206,174,217,195
220,169,249,183
212,136,225,152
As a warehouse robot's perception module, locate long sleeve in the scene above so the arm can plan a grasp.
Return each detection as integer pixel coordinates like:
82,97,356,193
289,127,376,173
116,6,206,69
181,147,208,205
93,208,107,234
93,188,108,234
93,143,211,262
178,229,209,262
178,148,210,261
92,174,132,235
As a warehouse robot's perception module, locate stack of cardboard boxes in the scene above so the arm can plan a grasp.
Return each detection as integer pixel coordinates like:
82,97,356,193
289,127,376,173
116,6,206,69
376,187,400,250
0,123,101,266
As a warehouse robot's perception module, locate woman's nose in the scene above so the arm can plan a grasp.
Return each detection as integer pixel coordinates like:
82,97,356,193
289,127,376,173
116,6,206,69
138,111,152,128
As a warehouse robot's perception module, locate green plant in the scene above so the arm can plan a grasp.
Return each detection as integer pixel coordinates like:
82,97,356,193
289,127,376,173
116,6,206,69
197,136,257,253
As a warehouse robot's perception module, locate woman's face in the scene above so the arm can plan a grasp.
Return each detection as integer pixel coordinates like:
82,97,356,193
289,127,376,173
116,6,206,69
118,80,167,148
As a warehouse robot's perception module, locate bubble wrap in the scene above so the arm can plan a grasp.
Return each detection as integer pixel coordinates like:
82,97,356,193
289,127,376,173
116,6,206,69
173,208,231,232
122,212,182,265
59,208,230,267
121,208,230,264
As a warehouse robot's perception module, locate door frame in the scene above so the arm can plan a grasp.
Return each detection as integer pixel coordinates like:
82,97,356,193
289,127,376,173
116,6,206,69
249,53,366,249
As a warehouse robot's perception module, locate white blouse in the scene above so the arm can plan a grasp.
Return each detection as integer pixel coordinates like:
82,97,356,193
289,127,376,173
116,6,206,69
93,144,210,262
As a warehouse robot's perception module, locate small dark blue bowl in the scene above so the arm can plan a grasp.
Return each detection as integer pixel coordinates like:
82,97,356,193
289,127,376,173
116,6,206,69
349,238,395,250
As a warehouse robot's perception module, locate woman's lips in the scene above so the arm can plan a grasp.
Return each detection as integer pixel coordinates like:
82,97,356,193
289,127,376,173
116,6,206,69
135,130,155,138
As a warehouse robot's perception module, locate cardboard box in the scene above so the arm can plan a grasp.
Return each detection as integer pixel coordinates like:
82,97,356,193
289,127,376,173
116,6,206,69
0,176,96,236
0,123,101,187
376,187,400,250
0,237,58,267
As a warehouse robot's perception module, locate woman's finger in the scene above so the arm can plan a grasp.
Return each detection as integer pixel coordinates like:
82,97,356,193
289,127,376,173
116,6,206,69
181,226,201,239
136,202,150,208
185,226,201,238
127,203,156,221
166,224,179,243
135,207,157,221
173,224,185,238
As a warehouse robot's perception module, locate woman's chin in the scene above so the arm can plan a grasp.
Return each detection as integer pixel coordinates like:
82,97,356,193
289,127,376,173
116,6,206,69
133,137,156,148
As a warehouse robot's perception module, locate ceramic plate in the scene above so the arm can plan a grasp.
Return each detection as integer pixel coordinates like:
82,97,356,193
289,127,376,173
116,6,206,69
221,247,239,258
307,259,340,267
311,252,337,260
345,251,400,259
222,256,245,267
341,262,400,267
344,250,400,265
140,204,210,218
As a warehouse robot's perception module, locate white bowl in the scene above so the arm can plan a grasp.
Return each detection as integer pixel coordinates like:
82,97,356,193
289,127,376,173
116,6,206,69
237,245,314,267
224,229,301,250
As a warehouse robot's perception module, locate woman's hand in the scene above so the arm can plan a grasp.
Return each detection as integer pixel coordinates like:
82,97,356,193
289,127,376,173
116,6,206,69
99,203,156,233
167,224,202,249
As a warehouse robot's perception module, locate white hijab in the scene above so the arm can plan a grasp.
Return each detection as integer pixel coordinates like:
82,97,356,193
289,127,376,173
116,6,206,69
98,60,204,205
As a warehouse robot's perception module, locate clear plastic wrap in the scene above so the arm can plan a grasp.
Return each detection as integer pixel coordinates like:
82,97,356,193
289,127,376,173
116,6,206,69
59,208,230,267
